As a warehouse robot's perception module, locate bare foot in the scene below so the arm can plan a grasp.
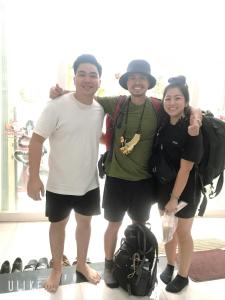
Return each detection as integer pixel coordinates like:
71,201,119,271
43,269,62,293
76,263,101,284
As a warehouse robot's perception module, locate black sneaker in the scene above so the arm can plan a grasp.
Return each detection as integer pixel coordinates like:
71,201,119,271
160,264,174,284
103,259,119,288
166,274,189,293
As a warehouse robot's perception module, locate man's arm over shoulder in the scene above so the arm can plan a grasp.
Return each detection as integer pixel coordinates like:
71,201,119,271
49,84,71,99
49,83,122,115
96,96,122,115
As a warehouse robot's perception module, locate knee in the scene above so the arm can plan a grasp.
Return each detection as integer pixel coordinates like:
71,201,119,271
75,214,92,230
76,219,91,231
177,230,192,243
50,218,68,231
106,222,121,234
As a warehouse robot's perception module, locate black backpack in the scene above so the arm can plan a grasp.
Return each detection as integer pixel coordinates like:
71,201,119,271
197,113,225,216
112,224,158,297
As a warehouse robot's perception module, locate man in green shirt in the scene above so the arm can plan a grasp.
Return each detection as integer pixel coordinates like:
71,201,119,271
97,60,159,288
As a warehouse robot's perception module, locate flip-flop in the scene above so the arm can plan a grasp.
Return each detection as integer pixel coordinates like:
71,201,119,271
24,259,38,271
36,257,49,270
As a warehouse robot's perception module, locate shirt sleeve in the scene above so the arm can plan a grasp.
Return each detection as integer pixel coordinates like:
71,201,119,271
96,96,119,115
182,131,203,164
34,102,58,139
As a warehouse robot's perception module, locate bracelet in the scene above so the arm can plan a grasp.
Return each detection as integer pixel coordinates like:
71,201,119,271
171,193,179,200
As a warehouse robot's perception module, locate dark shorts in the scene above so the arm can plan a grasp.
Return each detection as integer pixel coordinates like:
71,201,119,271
156,173,201,218
46,188,100,222
102,176,155,222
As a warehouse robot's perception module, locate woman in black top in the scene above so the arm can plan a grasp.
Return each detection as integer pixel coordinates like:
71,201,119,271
151,76,203,293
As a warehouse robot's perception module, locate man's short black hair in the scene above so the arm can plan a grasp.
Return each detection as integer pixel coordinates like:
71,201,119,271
73,54,102,77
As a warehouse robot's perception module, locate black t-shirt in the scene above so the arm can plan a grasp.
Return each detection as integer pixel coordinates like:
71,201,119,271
157,118,203,171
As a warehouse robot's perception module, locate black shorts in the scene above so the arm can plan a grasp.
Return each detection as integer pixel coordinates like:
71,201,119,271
156,173,201,218
102,176,155,222
46,188,100,222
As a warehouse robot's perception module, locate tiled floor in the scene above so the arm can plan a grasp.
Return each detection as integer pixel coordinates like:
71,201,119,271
0,205,225,299
1,278,225,300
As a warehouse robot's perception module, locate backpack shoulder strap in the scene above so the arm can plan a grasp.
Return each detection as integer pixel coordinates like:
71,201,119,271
107,95,127,159
112,95,127,122
150,97,162,128
135,224,147,254
135,224,158,259
151,97,162,112
198,171,224,216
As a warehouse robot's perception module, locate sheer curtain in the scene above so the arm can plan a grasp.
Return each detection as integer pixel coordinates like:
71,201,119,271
0,0,225,219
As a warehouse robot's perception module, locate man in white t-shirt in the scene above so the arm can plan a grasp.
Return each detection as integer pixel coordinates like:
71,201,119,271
27,54,104,293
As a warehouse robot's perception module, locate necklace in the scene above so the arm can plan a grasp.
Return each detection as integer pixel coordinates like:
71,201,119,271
120,98,147,155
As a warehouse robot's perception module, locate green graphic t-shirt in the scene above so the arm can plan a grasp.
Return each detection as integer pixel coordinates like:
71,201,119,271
97,96,159,181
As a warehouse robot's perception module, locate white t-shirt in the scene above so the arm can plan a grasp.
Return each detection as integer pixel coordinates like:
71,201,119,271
34,93,104,195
